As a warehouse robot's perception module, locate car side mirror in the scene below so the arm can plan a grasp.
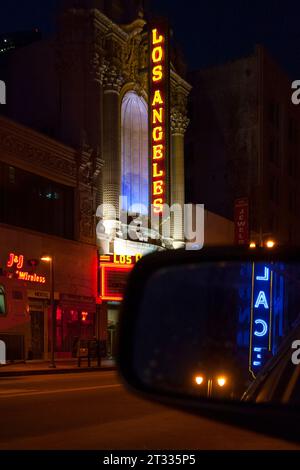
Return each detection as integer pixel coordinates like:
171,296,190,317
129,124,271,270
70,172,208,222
117,247,300,444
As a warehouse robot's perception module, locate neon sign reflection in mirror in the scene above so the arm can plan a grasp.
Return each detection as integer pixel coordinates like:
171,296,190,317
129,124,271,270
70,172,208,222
249,264,272,376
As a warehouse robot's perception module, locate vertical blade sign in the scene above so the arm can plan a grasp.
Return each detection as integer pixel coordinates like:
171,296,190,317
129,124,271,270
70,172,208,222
150,23,170,214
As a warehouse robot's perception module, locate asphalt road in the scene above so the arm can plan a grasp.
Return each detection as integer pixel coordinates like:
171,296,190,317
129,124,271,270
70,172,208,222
0,371,299,450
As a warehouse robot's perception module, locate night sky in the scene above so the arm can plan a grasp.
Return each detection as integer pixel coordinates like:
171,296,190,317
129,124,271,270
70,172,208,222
1,0,300,77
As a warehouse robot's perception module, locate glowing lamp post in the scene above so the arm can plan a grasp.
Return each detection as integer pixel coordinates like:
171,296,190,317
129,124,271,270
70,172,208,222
41,256,56,368
266,239,276,249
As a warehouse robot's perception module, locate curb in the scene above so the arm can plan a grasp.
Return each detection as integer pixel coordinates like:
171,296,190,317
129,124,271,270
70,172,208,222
0,366,117,378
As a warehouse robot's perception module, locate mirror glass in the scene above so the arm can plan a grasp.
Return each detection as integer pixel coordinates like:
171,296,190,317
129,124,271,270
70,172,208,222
132,261,300,405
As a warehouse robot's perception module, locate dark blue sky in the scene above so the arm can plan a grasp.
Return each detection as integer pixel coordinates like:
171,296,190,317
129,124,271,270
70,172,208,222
1,0,300,76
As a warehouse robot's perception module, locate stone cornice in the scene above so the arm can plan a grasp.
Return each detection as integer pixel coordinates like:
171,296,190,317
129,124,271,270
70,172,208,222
120,18,146,37
89,8,128,42
0,116,79,187
171,69,192,95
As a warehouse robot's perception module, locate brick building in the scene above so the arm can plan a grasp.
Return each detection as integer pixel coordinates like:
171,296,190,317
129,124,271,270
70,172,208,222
187,45,300,245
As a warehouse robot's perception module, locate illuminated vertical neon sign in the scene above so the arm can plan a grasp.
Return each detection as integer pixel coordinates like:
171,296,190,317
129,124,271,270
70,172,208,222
249,263,273,377
149,22,170,215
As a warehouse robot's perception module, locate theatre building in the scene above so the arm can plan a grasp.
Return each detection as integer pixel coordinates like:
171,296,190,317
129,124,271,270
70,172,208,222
0,1,192,360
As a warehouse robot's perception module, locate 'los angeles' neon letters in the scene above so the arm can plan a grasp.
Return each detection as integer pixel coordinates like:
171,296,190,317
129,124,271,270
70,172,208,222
150,28,167,214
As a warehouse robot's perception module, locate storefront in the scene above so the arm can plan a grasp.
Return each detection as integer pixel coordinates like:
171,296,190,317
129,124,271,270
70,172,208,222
0,252,50,361
97,253,144,358
0,227,98,361
55,294,96,358
0,274,29,361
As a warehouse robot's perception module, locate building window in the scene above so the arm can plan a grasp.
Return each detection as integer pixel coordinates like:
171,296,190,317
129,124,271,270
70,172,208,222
121,91,149,215
289,191,297,215
289,226,293,244
8,166,15,184
0,285,6,316
269,102,280,129
0,161,74,239
269,140,275,162
268,214,276,232
12,290,23,300
288,118,297,145
288,153,297,177
269,139,279,165
288,154,293,176
270,178,279,204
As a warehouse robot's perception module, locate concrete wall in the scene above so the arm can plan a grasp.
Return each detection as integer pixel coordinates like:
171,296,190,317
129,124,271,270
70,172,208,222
204,210,234,246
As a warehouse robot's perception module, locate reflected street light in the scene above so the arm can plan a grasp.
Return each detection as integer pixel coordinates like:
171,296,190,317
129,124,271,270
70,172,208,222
41,255,56,368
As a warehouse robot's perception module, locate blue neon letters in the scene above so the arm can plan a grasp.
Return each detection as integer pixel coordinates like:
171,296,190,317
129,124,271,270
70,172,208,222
254,319,268,337
250,264,272,375
254,291,269,309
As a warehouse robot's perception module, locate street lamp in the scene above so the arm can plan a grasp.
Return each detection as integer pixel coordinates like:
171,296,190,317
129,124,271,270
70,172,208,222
194,375,204,385
266,239,276,249
41,255,56,368
249,238,276,249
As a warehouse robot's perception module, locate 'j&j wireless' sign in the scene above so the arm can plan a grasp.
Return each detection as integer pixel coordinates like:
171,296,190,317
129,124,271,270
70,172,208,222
249,263,273,377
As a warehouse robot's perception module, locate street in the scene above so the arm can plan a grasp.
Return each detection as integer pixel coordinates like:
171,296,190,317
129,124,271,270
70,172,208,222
0,371,299,450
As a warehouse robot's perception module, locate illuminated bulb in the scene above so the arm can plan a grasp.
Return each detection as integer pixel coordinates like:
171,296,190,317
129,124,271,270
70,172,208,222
195,376,204,385
81,311,88,322
249,242,256,249
217,377,226,387
266,240,275,249
41,256,52,262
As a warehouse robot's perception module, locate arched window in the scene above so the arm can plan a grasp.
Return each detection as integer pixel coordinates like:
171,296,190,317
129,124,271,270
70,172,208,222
121,91,148,215
0,285,6,316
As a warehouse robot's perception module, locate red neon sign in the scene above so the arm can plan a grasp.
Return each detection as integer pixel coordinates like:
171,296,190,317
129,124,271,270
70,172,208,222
150,23,170,214
6,252,46,284
98,254,142,302
17,271,46,284
7,253,24,269
81,311,88,322
234,198,249,245
100,263,133,302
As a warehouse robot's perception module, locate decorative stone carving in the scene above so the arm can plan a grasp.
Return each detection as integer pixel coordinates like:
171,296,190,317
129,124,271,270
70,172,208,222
77,130,104,244
103,64,124,92
79,150,102,187
139,37,148,71
87,23,106,84
122,35,142,82
104,32,125,68
78,187,96,243
77,170,99,244
79,130,103,186
88,46,106,83
171,110,190,135
0,125,77,182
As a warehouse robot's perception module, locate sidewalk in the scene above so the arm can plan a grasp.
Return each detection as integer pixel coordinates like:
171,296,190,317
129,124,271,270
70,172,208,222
0,358,116,377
